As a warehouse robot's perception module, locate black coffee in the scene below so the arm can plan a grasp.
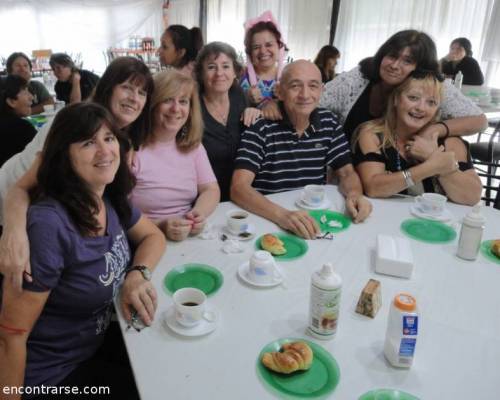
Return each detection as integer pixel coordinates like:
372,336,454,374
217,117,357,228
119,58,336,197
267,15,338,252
182,302,199,306
231,215,246,219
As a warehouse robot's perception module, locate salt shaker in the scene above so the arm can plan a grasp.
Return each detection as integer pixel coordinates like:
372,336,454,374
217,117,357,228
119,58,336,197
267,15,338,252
457,204,485,260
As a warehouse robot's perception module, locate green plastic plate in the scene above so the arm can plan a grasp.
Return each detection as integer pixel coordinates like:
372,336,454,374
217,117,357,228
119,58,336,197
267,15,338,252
163,263,223,296
256,233,308,261
308,210,351,233
359,388,420,400
257,338,340,399
480,240,500,264
400,219,456,244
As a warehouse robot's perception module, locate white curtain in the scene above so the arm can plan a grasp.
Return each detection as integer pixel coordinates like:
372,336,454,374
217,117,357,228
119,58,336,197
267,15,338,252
207,0,331,63
482,0,500,87
334,0,498,87
0,0,198,74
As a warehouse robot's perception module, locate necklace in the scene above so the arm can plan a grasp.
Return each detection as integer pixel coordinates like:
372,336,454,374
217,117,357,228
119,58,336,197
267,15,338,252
204,96,229,125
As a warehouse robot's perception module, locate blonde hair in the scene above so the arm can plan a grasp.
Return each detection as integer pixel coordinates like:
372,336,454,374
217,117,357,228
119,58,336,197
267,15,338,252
354,73,443,152
150,69,203,152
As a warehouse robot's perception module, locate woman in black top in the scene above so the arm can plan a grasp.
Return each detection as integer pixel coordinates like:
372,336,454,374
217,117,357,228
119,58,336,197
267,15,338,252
314,45,340,83
194,42,261,201
50,53,99,104
353,70,481,205
440,37,484,85
0,75,37,166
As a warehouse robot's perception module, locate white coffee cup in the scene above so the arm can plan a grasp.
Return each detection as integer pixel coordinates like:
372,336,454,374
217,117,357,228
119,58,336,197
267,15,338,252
54,100,65,111
43,104,55,113
415,193,447,215
248,250,279,284
226,209,249,235
301,184,325,206
172,288,216,328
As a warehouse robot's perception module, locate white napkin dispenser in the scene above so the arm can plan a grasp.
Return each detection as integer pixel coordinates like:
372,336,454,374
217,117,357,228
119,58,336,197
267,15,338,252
375,234,414,278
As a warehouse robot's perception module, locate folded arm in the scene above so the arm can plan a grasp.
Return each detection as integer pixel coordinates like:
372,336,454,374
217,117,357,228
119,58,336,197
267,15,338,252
230,169,319,239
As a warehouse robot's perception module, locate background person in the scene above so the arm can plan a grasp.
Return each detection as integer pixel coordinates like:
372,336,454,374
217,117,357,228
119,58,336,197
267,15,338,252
195,41,261,201
353,70,481,205
440,37,484,85
240,10,288,120
0,75,37,166
313,45,341,83
130,70,220,241
0,103,165,399
50,52,99,104
0,56,154,293
158,24,204,76
6,51,54,115
319,30,487,144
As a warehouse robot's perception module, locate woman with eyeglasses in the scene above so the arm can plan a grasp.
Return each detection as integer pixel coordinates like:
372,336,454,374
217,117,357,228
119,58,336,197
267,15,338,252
352,70,481,205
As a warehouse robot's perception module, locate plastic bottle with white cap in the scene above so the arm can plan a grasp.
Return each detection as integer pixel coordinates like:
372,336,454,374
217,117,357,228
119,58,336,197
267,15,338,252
457,204,485,260
454,70,463,89
384,293,419,368
308,263,342,340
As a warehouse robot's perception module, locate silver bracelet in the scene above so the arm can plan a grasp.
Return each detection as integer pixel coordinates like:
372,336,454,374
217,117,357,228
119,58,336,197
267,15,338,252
402,169,415,188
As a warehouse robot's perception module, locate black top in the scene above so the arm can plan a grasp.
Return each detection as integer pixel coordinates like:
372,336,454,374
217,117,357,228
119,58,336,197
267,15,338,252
343,82,376,144
352,134,474,195
201,85,247,202
441,56,484,86
0,115,37,167
54,69,99,103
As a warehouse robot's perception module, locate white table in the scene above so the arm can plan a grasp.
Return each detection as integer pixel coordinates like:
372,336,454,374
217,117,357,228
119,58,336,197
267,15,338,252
117,187,500,399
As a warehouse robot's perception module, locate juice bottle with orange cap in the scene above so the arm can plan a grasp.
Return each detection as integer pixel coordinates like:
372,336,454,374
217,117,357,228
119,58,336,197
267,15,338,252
383,293,419,368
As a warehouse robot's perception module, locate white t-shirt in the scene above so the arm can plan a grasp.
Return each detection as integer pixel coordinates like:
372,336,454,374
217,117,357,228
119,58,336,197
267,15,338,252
0,118,52,224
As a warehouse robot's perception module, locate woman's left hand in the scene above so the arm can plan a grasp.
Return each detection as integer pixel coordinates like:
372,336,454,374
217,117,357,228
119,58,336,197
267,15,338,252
407,131,439,161
186,209,206,236
121,272,157,326
241,107,262,127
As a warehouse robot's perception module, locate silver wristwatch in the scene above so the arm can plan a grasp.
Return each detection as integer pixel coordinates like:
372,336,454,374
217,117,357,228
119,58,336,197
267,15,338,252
124,265,152,281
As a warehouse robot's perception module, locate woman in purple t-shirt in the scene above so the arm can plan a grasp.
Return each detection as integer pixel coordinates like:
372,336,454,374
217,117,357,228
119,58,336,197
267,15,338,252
0,104,165,398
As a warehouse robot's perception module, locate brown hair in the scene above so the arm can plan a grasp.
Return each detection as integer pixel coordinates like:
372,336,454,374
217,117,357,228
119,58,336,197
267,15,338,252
244,21,286,56
149,70,203,152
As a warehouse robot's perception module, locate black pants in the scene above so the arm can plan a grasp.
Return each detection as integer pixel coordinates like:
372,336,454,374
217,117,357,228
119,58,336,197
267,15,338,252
27,321,140,400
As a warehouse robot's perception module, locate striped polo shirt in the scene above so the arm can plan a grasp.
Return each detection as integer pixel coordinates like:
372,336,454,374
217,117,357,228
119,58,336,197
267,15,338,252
234,106,352,194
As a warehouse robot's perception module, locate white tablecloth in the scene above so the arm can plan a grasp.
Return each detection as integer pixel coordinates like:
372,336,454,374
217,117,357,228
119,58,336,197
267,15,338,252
117,187,500,399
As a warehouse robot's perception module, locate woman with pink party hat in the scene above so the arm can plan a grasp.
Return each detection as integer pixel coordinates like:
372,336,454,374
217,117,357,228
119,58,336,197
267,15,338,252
240,10,288,119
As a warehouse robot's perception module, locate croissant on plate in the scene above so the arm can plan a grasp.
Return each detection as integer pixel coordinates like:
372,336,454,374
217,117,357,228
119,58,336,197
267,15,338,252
261,341,313,374
261,234,286,255
491,240,500,258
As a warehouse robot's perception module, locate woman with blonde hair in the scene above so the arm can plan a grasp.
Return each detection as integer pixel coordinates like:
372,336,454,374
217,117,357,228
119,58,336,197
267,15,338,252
353,70,481,205
130,70,220,241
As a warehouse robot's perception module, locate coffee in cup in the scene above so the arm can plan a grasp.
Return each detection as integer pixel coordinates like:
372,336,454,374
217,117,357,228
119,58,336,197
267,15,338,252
172,287,215,327
415,193,447,216
248,250,279,284
226,209,249,235
301,184,325,206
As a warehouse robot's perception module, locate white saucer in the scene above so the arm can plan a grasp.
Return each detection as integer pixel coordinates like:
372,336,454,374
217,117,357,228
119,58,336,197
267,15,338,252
222,224,255,241
41,111,56,117
163,305,217,337
295,197,332,210
410,204,453,222
237,261,283,288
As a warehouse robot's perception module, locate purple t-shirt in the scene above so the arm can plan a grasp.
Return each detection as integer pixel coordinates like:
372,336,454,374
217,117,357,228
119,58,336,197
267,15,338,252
22,197,140,387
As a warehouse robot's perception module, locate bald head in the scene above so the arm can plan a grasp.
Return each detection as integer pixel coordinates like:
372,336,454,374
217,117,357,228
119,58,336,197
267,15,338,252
277,59,323,121
280,60,322,85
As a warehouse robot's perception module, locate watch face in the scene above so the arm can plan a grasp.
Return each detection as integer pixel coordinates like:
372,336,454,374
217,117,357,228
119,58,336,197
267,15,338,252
141,267,152,281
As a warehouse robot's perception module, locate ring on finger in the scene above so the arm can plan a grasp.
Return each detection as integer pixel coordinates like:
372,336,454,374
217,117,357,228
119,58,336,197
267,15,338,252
405,144,411,151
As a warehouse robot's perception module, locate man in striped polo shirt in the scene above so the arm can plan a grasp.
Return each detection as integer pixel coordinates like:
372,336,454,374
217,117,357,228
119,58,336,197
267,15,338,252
231,60,371,239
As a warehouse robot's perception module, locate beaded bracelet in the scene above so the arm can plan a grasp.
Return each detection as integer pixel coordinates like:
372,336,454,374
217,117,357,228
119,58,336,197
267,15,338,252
435,121,450,139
